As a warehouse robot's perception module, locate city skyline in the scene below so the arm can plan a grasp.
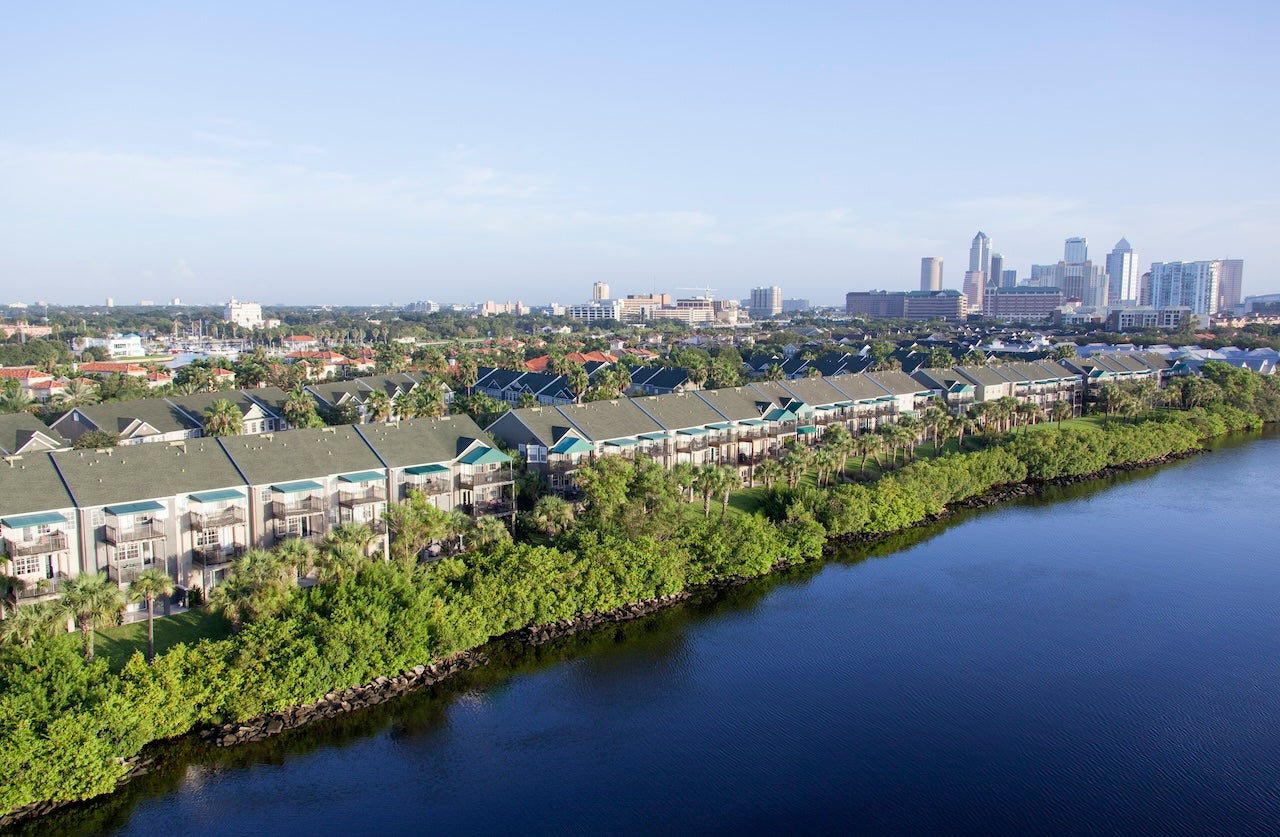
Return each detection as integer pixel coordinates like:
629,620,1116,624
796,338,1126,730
2,3,1276,305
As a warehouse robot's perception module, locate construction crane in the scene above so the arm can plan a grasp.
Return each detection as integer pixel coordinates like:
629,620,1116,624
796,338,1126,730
675,286,717,299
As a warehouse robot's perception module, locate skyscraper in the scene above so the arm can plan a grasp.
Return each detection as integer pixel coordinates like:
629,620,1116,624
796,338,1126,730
963,271,984,313
920,257,943,292
1002,269,1018,288
1064,237,1088,264
969,232,991,275
1217,259,1244,312
1105,238,1139,306
1149,261,1220,315
989,253,1005,286
749,286,783,319
1056,237,1105,307
592,282,610,300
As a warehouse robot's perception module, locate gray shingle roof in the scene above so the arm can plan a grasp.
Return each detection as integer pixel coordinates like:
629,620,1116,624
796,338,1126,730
693,386,772,421
218,426,382,486
0,452,76,516
0,413,67,456
630,393,725,431
355,415,489,467
551,399,663,441
51,438,246,508
59,399,201,438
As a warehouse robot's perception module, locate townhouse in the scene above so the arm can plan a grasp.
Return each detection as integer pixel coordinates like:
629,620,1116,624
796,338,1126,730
51,399,203,445
0,453,79,605
0,412,68,456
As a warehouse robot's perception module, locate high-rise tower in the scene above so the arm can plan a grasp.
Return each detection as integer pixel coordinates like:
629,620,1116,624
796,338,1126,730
1217,259,1244,312
920,257,943,292
969,232,991,275
1105,238,1139,305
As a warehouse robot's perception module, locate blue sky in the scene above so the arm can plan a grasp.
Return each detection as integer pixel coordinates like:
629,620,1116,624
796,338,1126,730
2,1,1276,306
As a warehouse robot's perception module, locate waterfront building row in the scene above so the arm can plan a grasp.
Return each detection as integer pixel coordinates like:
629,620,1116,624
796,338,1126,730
0,416,513,605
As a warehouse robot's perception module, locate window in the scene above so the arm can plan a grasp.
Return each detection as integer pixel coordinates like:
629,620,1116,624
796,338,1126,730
195,528,220,549
13,554,41,576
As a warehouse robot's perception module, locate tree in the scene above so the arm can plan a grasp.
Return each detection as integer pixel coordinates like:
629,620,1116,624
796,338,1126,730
52,379,100,411
445,510,475,553
59,573,124,661
670,461,698,503
0,574,23,618
0,601,62,648
531,495,575,537
202,399,244,437
205,549,295,630
363,389,393,422
694,463,732,518
315,524,376,583
283,386,324,428
821,422,854,479
755,458,784,489
1052,399,1074,425
274,535,318,579
0,389,35,414
472,515,513,550
854,433,883,474
72,428,121,449
128,569,175,663
384,490,450,563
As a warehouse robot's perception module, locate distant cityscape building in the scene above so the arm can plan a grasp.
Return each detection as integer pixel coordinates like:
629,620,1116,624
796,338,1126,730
1064,236,1088,264
1217,259,1244,312
1055,237,1105,308
984,286,1064,320
79,333,145,358
592,282,610,301
223,298,263,329
749,286,783,319
845,290,966,321
969,231,991,274
405,300,440,313
989,253,1005,290
1107,306,1195,331
782,298,811,313
1001,269,1017,288
565,299,625,322
1148,261,1220,315
105,297,114,308
1104,238,1140,305
920,257,943,292
1029,265,1057,286
963,270,985,313
618,294,673,322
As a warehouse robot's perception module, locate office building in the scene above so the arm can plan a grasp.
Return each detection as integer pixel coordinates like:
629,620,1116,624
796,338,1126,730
845,290,966,321
749,286,783,319
1064,237,1088,264
592,282,610,301
224,299,264,329
969,232,991,275
1002,269,1017,288
984,287,1064,320
1055,237,1105,308
920,257,943,292
963,271,985,313
1105,238,1140,305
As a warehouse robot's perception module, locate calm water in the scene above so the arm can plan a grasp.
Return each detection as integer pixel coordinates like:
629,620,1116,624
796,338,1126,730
36,433,1280,836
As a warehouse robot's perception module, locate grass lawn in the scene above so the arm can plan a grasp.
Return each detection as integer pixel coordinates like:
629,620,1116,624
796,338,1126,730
95,609,233,671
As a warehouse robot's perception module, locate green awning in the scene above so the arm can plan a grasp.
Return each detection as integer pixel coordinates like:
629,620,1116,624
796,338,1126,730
835,401,854,408
639,432,669,441
188,488,246,504
740,418,768,427
877,396,896,402
271,480,324,494
104,500,165,516
405,463,451,476
550,436,594,455
1,511,68,529
707,422,733,430
604,438,639,448
816,405,840,411
677,427,709,436
797,425,819,435
459,446,512,466
338,470,385,484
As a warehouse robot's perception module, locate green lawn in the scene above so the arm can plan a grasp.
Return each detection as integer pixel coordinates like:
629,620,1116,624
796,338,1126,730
95,609,232,671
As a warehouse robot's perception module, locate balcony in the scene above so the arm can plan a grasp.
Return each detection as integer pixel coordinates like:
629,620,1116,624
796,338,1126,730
193,544,246,568
403,477,452,496
4,530,69,556
674,439,709,453
460,469,513,488
105,520,165,545
107,562,153,585
469,498,514,517
14,572,69,601
339,485,386,507
276,529,324,546
189,506,247,530
271,496,325,518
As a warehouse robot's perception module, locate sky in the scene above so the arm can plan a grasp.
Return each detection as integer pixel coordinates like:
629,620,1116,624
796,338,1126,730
2,1,1278,307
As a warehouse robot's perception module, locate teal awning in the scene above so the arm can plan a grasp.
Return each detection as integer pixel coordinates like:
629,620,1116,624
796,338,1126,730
188,488,246,504
707,422,733,430
877,396,896,402
459,446,512,466
271,480,324,494
835,401,854,408
740,418,768,427
104,500,165,516
763,408,797,423
816,405,840,411
405,463,451,476
604,438,639,448
338,470,385,484
1,511,68,529
797,425,819,435
639,432,669,441
550,436,594,455
677,427,709,436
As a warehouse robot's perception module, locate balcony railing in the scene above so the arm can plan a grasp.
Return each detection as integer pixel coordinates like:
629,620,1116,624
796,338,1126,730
469,498,514,517
104,520,165,545
107,562,154,585
276,530,324,545
459,469,513,488
403,477,452,495
14,572,69,600
189,506,247,530
339,485,386,507
674,439,709,452
193,544,246,568
4,531,69,556
271,496,325,518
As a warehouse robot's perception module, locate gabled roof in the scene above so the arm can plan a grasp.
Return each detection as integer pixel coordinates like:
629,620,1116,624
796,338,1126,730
630,392,725,432
551,398,663,442
775,376,851,407
693,386,770,421
55,399,202,437
0,453,76,516
168,390,277,424
0,413,68,456
825,373,896,402
354,414,491,468
307,380,368,406
955,366,1013,388
865,369,933,396
487,406,578,448
51,438,246,508
218,426,382,486
244,386,292,417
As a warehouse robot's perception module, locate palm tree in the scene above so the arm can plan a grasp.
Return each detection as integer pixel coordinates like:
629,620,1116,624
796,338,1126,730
59,573,124,661
206,549,294,631
821,423,854,480
694,463,728,518
472,515,512,550
531,495,575,537
283,386,322,429
1052,399,1074,426
854,433,882,475
274,534,318,580
0,390,35,414
128,569,175,662
392,390,419,419
0,601,62,648
780,446,811,488
670,462,698,503
202,399,244,437
755,458,784,489
363,389,393,422
52,379,100,410
445,510,474,554
0,574,24,618
812,448,840,488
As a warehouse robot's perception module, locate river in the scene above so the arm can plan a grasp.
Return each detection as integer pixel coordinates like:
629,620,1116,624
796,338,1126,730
31,433,1280,836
